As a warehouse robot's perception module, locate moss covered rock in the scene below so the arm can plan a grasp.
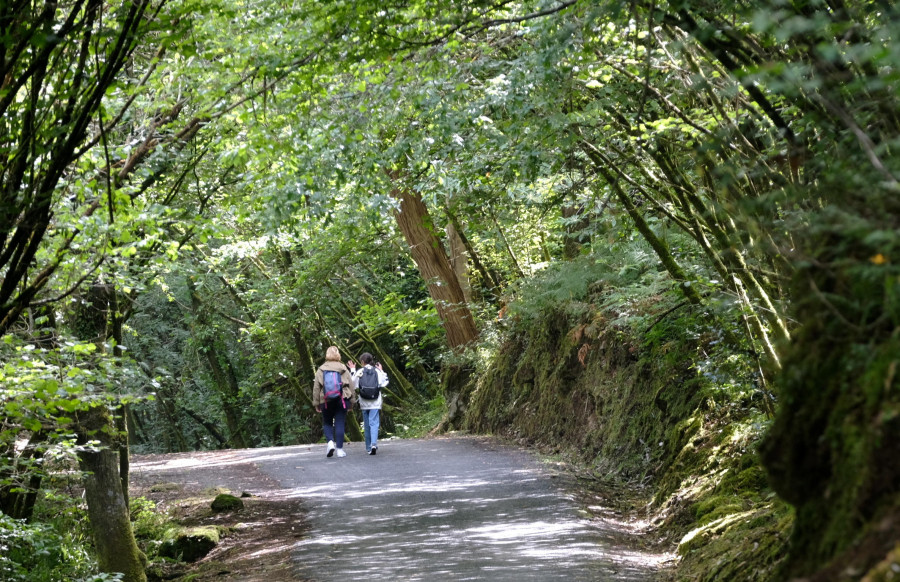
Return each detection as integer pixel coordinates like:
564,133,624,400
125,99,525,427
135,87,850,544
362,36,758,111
211,493,244,512
147,482,180,493
861,543,900,582
159,527,220,562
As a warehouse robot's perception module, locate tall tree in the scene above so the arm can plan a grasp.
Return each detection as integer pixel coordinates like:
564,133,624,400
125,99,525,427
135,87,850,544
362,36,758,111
0,0,157,332
76,405,147,582
391,177,478,351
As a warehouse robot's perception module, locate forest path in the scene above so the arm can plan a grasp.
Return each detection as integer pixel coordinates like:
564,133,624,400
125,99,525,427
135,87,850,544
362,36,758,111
131,435,671,581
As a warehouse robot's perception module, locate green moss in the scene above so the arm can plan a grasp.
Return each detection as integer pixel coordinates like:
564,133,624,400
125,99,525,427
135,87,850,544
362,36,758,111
159,526,221,562
694,496,745,521
676,500,792,578
762,329,900,578
130,496,179,560
718,465,769,497
210,494,243,512
860,543,900,582
148,482,181,493
461,273,795,582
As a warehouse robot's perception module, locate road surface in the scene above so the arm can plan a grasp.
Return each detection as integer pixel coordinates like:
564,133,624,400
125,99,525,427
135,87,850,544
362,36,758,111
131,436,670,581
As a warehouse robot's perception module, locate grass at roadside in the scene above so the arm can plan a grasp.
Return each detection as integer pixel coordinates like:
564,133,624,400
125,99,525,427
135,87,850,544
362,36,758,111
389,395,446,439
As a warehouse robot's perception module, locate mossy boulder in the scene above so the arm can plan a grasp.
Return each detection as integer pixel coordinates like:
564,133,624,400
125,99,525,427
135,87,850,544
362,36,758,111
159,527,220,562
148,482,180,493
861,543,900,582
211,493,244,512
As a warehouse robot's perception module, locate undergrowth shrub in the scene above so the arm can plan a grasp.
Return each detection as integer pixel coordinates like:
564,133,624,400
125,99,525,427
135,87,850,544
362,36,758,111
0,512,119,582
391,395,446,438
131,496,176,560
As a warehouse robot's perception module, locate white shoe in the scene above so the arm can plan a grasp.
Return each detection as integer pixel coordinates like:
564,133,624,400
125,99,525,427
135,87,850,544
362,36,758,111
326,440,335,457
336,448,346,458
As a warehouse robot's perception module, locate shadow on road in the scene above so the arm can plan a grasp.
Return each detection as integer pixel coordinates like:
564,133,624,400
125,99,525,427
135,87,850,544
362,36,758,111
131,436,671,581
282,437,669,581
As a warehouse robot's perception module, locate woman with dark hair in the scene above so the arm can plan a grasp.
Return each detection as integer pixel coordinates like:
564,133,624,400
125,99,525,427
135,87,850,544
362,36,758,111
313,346,355,458
348,352,389,455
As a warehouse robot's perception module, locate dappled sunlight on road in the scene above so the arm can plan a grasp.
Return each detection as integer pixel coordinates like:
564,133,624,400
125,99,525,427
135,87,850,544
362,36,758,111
131,445,316,473
286,477,512,499
281,439,669,581
131,438,671,580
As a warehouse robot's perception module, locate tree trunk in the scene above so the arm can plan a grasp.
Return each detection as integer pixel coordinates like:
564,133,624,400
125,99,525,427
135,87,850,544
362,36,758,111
288,305,317,383
157,394,188,452
187,277,250,449
0,431,45,520
114,410,131,509
447,222,473,303
109,284,130,504
199,346,249,448
445,209,500,294
389,177,478,351
77,405,147,582
490,207,526,278
389,174,479,429
289,377,321,439
138,363,188,453
107,285,125,357
179,406,228,447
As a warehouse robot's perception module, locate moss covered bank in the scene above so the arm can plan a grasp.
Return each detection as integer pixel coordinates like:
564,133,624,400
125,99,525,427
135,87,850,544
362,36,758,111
458,270,791,581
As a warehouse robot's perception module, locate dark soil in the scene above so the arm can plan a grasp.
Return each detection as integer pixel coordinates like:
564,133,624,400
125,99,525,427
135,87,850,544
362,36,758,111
129,449,315,582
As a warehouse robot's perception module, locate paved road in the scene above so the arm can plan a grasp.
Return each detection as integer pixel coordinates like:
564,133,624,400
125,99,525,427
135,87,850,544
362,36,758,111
132,436,668,581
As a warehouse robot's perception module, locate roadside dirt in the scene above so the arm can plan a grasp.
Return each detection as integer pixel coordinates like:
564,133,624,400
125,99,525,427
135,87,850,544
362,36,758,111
129,448,315,582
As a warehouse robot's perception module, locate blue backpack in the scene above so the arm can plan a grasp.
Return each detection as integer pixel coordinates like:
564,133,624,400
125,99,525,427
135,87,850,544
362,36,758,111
322,370,343,403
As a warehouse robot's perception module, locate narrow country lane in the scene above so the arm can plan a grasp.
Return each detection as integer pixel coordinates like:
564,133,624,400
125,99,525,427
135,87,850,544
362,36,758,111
131,436,670,581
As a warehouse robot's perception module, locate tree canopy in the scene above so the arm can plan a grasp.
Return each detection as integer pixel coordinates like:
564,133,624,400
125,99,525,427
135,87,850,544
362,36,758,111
2,0,899,580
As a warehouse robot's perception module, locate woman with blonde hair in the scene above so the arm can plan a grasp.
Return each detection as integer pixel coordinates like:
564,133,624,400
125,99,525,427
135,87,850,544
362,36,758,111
312,346,355,457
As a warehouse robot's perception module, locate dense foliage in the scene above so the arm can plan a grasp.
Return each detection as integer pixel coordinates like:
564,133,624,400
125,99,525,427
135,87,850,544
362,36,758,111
1,0,898,580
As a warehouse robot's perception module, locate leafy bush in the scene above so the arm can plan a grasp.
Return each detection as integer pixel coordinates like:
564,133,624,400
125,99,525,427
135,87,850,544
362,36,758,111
391,396,446,438
0,513,120,582
131,496,177,560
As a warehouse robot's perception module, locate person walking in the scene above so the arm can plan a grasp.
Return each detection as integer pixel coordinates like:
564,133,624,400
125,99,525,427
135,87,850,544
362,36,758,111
313,346,355,458
348,353,388,455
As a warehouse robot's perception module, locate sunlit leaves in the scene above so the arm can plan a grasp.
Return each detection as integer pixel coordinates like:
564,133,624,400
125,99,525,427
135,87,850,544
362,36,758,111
0,335,148,468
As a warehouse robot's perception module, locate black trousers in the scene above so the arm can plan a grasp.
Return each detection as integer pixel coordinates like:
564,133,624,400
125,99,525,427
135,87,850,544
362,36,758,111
321,398,348,448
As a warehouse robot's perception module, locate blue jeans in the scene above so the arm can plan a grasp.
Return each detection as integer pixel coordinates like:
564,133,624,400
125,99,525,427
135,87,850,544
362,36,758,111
322,399,348,448
362,409,380,451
